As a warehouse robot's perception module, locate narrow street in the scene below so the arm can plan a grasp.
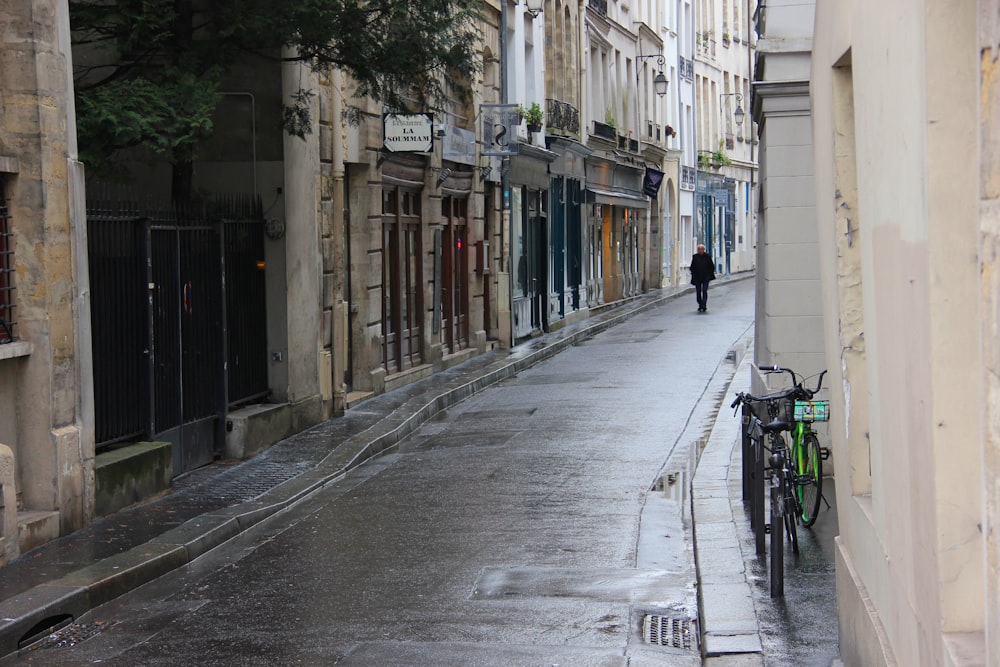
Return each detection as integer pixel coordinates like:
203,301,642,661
13,281,759,666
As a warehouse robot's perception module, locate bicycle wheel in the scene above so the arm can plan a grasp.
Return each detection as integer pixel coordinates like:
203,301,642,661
769,479,783,597
783,467,799,555
797,432,824,527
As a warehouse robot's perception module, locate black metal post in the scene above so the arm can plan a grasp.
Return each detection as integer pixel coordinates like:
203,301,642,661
755,426,766,556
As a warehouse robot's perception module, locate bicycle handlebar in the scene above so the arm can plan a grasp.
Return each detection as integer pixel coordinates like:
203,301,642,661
758,364,827,398
730,386,798,410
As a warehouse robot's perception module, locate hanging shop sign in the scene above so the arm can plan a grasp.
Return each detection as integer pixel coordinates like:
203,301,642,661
442,125,477,165
643,167,664,198
481,104,522,157
383,113,434,153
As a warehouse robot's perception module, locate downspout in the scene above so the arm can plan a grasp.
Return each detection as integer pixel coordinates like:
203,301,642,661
691,0,700,255
747,2,756,270
501,0,513,347
332,71,347,413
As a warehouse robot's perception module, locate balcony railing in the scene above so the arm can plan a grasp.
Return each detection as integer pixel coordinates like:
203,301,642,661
588,0,608,15
546,99,581,136
0,198,14,343
680,56,694,82
592,120,617,141
681,166,697,191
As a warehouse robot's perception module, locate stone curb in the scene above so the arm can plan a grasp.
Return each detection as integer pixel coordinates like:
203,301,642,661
694,351,764,663
0,275,752,657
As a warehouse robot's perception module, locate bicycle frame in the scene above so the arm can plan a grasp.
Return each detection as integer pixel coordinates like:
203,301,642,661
790,420,810,480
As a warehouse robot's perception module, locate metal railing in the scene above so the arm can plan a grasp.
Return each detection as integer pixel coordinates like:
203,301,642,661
0,198,14,343
588,0,607,15
592,120,617,141
545,98,581,136
680,56,694,82
681,166,697,191
87,191,268,449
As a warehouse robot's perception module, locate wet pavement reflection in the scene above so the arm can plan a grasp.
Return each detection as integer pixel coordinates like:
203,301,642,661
743,481,841,665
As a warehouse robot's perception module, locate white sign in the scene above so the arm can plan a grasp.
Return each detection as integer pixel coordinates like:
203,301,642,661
481,104,521,157
442,125,477,165
383,113,434,153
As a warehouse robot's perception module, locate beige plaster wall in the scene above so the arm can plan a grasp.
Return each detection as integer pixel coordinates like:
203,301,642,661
981,1,1000,661
813,0,985,664
754,95,824,379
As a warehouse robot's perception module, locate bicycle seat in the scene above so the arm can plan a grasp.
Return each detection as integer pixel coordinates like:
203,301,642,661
761,418,791,433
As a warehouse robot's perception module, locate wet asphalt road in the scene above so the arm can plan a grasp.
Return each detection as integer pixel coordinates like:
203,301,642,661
9,281,799,666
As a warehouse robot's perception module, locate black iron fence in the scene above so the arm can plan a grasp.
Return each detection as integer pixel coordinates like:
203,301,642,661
87,200,149,444
0,198,14,343
220,195,269,407
87,191,268,458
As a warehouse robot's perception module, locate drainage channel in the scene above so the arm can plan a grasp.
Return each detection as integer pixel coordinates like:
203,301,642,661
18,618,114,654
643,614,698,651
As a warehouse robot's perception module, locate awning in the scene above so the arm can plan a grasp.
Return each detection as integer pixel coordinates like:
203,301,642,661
585,187,650,209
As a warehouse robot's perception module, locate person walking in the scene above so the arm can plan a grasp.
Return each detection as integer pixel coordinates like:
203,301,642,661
690,244,716,312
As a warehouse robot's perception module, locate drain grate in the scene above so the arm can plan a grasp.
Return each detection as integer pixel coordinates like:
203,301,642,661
24,620,114,652
642,614,696,650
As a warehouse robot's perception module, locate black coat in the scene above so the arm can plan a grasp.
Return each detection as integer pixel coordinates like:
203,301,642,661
690,253,716,284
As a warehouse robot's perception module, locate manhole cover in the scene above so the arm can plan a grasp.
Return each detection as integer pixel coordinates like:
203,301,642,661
642,614,696,650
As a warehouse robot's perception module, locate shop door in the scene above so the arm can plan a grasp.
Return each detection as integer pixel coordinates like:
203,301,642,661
550,179,566,319
382,186,423,374
440,196,469,354
566,180,582,311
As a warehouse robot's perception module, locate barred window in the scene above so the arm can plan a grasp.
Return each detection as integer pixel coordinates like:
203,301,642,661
0,198,14,343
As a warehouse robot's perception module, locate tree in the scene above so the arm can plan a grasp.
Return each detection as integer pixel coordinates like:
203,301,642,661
70,0,483,198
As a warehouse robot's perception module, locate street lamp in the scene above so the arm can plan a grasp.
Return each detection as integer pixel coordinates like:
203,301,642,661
653,71,669,97
523,0,543,18
721,92,745,125
637,54,670,98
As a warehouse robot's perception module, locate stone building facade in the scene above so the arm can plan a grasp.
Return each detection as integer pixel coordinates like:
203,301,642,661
0,0,94,561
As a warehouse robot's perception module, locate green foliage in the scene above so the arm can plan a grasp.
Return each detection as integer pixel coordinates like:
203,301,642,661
70,0,483,180
76,71,221,171
713,139,733,167
519,102,543,127
698,142,732,169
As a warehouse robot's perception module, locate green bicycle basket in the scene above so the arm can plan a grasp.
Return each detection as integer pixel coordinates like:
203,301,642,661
793,400,830,422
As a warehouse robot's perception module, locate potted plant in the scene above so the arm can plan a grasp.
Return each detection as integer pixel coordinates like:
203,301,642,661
604,108,617,130
520,102,544,132
711,140,732,168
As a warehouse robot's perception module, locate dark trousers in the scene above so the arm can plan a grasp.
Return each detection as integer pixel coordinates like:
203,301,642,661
694,280,710,309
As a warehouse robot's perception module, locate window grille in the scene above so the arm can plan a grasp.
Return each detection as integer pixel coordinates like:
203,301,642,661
0,198,14,343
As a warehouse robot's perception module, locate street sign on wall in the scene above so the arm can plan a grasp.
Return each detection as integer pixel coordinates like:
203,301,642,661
383,113,434,153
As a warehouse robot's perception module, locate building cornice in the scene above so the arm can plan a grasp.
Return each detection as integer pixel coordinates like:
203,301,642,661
751,80,811,120
757,37,814,55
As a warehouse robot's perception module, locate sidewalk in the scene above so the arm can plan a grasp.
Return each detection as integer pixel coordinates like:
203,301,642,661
0,274,753,660
693,354,763,664
693,354,843,666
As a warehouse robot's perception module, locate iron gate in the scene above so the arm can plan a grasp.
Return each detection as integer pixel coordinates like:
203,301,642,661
87,193,268,475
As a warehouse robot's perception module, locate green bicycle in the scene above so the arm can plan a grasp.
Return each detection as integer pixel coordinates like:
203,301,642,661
760,365,830,527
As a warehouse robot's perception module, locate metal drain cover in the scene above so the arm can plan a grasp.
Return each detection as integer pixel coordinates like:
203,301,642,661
25,620,114,652
643,614,696,650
